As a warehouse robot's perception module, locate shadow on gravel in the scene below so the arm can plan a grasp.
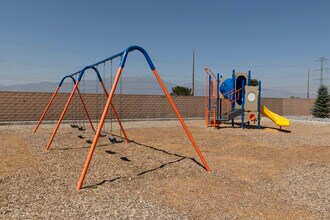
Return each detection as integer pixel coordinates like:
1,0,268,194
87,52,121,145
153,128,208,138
106,150,116,155
53,143,110,151
120,156,131,162
83,140,206,189
131,140,206,170
214,122,292,133
137,157,185,176
248,125,292,133
83,176,122,189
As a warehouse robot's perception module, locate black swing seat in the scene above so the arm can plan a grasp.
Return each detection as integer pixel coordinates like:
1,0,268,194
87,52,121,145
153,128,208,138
86,140,93,144
108,136,124,144
108,136,118,144
109,136,117,143
99,132,107,137
71,124,78,128
78,126,86,131
77,135,85,139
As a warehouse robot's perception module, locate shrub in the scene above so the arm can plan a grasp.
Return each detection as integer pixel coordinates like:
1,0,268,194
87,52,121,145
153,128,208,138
312,84,330,118
170,86,193,96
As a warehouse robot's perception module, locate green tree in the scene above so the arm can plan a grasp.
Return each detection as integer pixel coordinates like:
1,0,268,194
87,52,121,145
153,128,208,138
250,79,259,86
170,86,192,96
312,84,330,118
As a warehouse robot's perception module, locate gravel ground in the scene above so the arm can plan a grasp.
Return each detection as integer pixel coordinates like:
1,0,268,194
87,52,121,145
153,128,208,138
287,116,330,124
0,118,329,219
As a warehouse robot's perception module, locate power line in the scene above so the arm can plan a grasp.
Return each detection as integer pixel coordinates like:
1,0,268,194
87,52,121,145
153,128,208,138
314,57,329,86
0,38,106,57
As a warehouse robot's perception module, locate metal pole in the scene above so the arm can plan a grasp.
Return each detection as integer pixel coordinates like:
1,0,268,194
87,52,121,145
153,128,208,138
307,66,310,99
208,75,211,124
77,67,124,190
216,73,220,120
231,70,235,127
33,87,60,133
241,80,245,129
192,50,195,96
219,76,222,120
45,82,79,150
257,81,261,129
315,57,329,86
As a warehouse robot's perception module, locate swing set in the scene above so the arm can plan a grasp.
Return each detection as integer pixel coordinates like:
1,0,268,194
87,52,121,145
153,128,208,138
34,45,210,190
34,65,128,142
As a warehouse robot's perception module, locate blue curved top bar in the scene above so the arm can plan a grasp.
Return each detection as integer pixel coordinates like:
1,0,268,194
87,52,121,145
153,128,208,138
77,65,103,82
66,45,155,80
119,46,155,70
59,75,76,87
69,51,124,78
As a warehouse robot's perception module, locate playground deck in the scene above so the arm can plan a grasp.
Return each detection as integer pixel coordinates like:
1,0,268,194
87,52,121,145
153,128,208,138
1,119,329,219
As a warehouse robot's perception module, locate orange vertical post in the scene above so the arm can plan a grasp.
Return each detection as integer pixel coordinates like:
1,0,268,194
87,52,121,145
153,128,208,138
100,82,129,143
77,67,124,190
76,87,96,132
205,107,208,128
213,109,216,128
33,86,60,133
152,69,210,172
109,104,129,142
45,83,79,150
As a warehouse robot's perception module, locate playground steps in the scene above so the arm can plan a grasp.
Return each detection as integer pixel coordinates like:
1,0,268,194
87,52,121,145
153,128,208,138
209,108,242,127
221,109,242,121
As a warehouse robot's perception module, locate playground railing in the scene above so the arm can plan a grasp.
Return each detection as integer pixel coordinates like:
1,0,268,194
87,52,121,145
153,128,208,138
205,67,216,79
222,88,242,121
205,67,218,127
205,88,242,127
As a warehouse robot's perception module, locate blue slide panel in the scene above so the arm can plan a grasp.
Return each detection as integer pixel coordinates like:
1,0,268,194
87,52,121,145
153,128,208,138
220,78,234,100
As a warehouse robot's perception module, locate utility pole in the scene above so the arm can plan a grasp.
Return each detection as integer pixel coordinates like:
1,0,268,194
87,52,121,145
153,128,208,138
307,65,310,99
192,50,195,96
315,57,329,86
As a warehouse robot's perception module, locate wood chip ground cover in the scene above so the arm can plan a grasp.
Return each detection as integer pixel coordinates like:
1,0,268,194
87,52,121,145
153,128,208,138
0,119,329,219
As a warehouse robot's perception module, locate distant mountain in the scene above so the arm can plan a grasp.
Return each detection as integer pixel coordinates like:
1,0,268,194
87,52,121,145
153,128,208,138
0,76,183,95
0,76,302,98
0,81,61,93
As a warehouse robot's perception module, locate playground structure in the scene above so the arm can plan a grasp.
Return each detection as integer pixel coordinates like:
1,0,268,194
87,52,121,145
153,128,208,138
205,68,290,129
35,45,210,190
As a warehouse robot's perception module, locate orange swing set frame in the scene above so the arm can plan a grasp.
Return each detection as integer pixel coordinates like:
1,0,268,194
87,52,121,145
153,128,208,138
37,46,211,190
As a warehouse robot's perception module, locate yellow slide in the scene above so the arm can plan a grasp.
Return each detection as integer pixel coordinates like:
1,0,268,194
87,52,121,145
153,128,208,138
261,105,290,127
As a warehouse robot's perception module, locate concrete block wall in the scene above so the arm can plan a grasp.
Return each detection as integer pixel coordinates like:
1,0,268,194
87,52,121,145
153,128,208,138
282,98,314,116
0,91,315,122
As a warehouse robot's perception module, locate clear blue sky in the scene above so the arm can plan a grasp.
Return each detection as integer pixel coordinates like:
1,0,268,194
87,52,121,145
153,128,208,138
0,0,329,97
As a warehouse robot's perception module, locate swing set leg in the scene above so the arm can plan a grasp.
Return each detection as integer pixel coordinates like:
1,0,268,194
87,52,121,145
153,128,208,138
77,67,124,190
100,81,129,143
45,82,98,150
110,104,129,143
152,69,211,172
76,87,95,132
45,83,79,150
33,86,60,133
